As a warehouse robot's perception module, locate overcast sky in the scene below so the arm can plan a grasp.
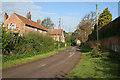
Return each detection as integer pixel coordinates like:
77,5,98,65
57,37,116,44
1,0,119,32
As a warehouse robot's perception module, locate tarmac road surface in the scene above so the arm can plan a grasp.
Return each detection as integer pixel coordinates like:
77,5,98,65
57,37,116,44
2,46,82,78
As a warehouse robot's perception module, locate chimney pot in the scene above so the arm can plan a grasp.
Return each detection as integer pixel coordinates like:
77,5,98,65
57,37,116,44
29,11,30,14
4,11,8,22
52,26,54,29
27,11,31,20
37,19,41,24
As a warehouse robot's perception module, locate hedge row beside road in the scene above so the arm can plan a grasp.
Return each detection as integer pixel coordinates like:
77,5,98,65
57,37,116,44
1,27,66,62
88,16,120,41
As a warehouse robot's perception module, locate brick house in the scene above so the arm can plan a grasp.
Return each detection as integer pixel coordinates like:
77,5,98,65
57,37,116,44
47,26,65,42
3,12,47,36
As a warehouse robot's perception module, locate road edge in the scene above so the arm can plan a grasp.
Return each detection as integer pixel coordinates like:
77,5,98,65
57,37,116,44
2,47,69,71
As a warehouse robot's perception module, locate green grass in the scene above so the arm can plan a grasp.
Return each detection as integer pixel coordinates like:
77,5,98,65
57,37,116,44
67,45,120,78
2,47,67,69
58,46,67,51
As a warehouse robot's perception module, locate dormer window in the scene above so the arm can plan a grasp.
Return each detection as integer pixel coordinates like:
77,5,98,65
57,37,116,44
8,23,16,29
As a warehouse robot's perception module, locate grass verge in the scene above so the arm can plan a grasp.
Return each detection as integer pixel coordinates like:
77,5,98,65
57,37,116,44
2,47,68,69
67,45,120,78
58,46,68,51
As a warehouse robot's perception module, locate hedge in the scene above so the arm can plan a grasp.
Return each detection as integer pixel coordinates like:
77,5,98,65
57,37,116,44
88,16,120,41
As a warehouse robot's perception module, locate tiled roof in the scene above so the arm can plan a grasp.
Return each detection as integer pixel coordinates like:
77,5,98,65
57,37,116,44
47,29,63,35
14,13,47,31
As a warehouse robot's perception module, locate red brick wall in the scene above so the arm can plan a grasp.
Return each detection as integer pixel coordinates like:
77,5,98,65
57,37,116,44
4,13,47,35
25,25,35,34
4,13,25,35
87,36,120,52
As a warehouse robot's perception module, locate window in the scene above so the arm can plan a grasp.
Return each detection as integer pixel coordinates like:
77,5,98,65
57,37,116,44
18,34,23,36
40,30,42,33
35,28,37,31
8,23,16,29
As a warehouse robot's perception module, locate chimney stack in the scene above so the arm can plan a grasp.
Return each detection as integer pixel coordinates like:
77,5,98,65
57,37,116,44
4,11,8,22
27,11,31,20
52,26,54,29
37,19,41,24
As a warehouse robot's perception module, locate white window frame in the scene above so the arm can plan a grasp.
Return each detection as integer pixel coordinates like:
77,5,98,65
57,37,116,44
40,30,42,33
8,23,16,29
35,28,37,31
18,34,23,36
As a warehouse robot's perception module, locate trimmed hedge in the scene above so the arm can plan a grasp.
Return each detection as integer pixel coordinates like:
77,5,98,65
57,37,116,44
88,16,120,41
2,32,55,62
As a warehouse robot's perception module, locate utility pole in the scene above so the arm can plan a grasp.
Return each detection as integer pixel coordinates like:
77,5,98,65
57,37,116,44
59,18,61,42
57,18,61,49
96,4,98,41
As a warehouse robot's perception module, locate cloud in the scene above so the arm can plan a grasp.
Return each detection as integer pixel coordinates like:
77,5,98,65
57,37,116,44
61,16,81,32
2,2,56,22
51,16,81,32
2,0,33,2
2,0,120,2
2,2,81,32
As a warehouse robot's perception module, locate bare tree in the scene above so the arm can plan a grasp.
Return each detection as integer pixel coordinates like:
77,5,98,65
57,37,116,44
73,11,96,43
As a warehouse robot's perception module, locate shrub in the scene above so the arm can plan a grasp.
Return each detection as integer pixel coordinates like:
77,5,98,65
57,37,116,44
80,44,92,52
54,41,65,49
2,32,55,62
91,43,102,58
67,42,71,46
71,41,76,46
88,16,120,41
1,27,18,54
14,32,54,55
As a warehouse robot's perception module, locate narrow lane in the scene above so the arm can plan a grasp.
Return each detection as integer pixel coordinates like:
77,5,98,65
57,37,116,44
2,46,82,78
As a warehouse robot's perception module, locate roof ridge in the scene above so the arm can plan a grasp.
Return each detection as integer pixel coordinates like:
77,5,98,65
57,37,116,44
13,13,47,31
14,13,35,23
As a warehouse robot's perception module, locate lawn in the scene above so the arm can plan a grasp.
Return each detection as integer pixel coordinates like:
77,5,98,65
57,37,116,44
67,45,120,78
2,47,68,69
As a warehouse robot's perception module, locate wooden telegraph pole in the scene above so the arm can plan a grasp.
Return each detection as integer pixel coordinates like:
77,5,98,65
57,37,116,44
96,4,98,41
58,18,61,42
57,18,61,49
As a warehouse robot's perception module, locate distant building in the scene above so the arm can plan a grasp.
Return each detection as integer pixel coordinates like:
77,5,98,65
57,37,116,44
3,11,47,36
68,32,73,35
47,26,65,42
76,40,81,45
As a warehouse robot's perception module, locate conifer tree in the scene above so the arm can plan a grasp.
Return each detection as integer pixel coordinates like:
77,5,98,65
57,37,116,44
98,8,112,28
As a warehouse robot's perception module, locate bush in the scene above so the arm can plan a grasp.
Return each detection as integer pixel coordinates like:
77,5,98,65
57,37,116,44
80,44,92,52
67,42,71,46
91,43,102,58
88,16,120,41
71,41,76,46
54,41,65,49
15,32,54,54
2,32,55,62
1,27,18,54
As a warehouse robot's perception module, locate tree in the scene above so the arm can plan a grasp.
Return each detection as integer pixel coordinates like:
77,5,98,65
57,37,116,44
41,17,54,29
74,11,96,43
98,8,112,28
1,27,18,54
